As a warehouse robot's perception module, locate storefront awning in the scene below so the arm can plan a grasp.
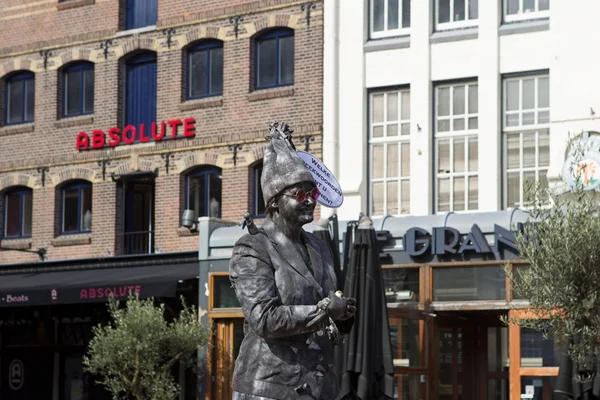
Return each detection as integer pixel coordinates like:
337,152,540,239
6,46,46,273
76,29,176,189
0,262,199,307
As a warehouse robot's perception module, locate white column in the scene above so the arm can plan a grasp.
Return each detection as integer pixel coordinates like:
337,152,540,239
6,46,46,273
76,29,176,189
334,0,367,220
477,1,501,211
409,0,433,216
322,0,340,219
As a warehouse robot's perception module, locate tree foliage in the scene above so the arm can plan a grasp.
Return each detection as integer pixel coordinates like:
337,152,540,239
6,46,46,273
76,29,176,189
83,296,210,400
505,141,600,382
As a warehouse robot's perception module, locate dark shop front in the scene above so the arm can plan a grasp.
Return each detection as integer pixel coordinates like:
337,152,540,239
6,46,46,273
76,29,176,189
0,251,199,400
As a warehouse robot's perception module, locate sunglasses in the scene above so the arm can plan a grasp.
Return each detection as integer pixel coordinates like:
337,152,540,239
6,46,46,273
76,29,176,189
281,187,320,203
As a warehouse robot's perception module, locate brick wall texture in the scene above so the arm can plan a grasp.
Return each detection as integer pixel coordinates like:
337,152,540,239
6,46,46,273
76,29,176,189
0,0,324,265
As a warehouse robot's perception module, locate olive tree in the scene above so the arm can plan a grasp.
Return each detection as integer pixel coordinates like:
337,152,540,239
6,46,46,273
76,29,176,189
83,296,210,400
505,135,600,382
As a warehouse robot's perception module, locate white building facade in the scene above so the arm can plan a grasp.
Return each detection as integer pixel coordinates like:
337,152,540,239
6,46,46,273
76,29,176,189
323,0,600,221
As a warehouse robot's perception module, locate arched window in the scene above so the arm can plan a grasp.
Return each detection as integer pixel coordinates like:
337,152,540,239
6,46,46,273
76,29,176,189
187,40,224,99
4,187,32,238
125,52,157,137
186,167,222,219
5,71,34,125
253,162,265,217
255,28,294,89
63,62,94,117
61,181,92,234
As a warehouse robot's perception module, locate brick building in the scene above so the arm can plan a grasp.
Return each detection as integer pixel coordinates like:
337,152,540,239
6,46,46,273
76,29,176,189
0,0,324,398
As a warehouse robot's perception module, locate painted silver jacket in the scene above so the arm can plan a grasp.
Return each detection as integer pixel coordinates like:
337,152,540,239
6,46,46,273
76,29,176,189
229,218,353,400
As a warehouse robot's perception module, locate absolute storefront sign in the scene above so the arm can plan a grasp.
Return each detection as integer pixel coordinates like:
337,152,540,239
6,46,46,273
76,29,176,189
75,117,197,150
0,282,176,307
403,223,523,258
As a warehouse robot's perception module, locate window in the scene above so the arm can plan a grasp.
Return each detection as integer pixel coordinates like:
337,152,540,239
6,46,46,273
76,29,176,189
369,89,411,216
63,63,94,117
5,71,34,125
435,82,478,212
504,0,549,23
125,53,157,137
186,167,222,219
255,29,294,89
4,187,32,238
371,0,411,39
432,266,506,301
125,0,157,30
187,41,223,99
503,74,549,208
253,163,266,217
436,0,478,30
61,181,92,234
520,328,558,367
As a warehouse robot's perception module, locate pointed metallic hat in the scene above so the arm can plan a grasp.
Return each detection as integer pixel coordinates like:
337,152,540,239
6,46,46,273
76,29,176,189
261,121,315,206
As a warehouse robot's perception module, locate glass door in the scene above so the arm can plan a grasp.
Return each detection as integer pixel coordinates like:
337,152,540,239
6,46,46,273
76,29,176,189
434,312,509,400
211,318,244,400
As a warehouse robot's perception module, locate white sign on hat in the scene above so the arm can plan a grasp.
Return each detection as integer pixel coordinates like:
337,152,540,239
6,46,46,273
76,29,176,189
296,151,344,208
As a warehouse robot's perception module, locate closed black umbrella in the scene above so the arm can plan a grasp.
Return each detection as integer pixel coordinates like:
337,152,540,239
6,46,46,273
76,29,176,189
313,216,344,290
556,340,600,400
336,216,394,400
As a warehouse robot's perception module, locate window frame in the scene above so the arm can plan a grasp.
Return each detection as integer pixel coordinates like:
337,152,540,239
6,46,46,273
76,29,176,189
502,73,550,209
4,71,34,126
125,0,158,30
124,52,157,142
3,187,32,239
60,181,92,235
434,81,479,213
503,0,550,23
435,0,479,31
63,62,95,118
253,163,266,218
254,28,294,90
370,0,411,39
368,88,411,217
185,166,222,219
187,40,224,100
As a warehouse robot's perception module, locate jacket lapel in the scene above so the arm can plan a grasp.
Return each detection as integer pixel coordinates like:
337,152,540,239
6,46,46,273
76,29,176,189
303,233,324,293
262,219,324,297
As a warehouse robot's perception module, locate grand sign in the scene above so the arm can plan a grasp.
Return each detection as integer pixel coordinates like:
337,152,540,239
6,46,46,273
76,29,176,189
76,117,196,150
403,223,523,258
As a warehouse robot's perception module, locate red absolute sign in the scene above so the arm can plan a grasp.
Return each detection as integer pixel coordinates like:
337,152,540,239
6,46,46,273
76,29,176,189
76,117,196,150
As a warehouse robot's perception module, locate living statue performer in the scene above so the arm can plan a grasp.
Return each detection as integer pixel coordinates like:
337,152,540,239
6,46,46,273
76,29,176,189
229,121,356,400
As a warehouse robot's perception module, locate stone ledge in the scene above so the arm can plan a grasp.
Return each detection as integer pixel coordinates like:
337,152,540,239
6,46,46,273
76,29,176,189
179,97,223,112
0,238,32,250
54,115,94,129
248,87,294,102
177,227,199,237
51,234,92,247
0,123,35,137
57,0,95,11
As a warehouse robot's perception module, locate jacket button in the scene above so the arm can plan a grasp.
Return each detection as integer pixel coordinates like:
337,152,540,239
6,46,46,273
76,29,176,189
318,354,324,361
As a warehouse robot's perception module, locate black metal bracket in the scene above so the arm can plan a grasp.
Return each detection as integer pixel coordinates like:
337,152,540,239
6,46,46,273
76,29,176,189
163,28,176,49
98,159,111,181
303,135,315,152
37,167,49,187
161,152,175,174
229,15,244,39
39,50,52,70
100,39,112,60
0,247,47,261
229,144,242,167
301,2,317,27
